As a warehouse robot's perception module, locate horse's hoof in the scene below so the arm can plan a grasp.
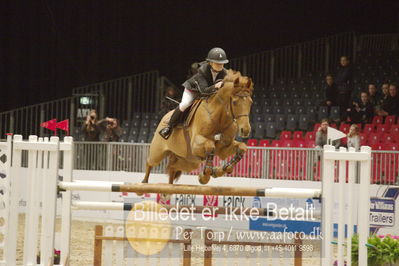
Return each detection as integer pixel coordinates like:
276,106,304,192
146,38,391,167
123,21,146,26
212,167,225,178
225,166,233,174
198,174,210,185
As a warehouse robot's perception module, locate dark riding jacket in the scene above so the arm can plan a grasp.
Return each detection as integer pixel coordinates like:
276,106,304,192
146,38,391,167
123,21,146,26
182,63,227,95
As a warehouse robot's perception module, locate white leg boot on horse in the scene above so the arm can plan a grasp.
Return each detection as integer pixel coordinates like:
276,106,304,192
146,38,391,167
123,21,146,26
212,141,248,178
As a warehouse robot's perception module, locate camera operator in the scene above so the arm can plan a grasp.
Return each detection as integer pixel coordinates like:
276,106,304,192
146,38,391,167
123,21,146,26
82,109,101,141
98,117,122,142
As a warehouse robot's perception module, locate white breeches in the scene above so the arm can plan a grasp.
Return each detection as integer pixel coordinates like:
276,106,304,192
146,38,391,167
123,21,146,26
179,89,198,111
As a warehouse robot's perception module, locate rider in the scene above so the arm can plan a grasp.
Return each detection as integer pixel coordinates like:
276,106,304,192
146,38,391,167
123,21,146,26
159,47,229,139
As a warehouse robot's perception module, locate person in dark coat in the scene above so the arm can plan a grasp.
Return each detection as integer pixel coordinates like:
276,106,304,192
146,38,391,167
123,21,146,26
159,47,228,139
323,74,337,107
368,83,382,107
378,84,399,117
335,56,353,115
347,92,374,124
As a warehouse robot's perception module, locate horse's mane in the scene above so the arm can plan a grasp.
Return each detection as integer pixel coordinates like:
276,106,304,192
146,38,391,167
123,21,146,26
219,69,254,96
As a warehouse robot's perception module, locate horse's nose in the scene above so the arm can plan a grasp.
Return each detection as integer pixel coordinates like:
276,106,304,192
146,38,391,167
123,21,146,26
240,127,250,138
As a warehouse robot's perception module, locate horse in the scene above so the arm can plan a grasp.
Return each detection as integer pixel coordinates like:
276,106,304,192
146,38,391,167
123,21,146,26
142,70,253,185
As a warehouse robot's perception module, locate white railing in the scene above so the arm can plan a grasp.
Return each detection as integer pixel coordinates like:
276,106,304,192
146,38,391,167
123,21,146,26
71,141,398,185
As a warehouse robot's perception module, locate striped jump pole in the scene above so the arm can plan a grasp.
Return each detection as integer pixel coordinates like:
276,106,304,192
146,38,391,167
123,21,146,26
59,182,322,198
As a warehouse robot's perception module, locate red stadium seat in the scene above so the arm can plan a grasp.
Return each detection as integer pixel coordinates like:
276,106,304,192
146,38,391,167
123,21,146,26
305,131,316,142
390,125,399,135
247,139,258,146
282,140,295,147
306,140,316,148
280,131,292,140
384,115,396,125
341,137,347,146
271,140,283,147
359,133,368,146
369,133,382,146
259,139,270,147
294,140,306,148
339,123,350,134
293,131,304,140
382,133,395,144
330,123,337,129
313,123,321,132
363,124,374,134
376,124,391,134
371,143,385,150
372,116,383,125
385,143,399,151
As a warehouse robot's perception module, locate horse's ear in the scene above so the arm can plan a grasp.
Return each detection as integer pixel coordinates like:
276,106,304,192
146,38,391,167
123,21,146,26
234,77,240,88
246,78,252,88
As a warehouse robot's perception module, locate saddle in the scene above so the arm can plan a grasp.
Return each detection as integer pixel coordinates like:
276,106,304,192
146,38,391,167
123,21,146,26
162,99,203,129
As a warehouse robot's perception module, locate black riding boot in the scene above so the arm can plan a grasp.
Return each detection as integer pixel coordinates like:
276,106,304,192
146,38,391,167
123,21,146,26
159,108,182,139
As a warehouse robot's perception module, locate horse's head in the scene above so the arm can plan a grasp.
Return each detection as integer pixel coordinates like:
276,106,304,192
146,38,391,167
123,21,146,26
220,70,254,138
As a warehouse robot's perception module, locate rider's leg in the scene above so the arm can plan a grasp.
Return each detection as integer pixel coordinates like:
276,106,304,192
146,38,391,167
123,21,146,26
159,89,196,139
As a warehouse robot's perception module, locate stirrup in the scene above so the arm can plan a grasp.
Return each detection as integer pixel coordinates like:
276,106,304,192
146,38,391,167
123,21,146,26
159,127,172,139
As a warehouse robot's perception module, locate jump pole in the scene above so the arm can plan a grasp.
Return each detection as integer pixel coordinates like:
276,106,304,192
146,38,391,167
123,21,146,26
59,182,322,199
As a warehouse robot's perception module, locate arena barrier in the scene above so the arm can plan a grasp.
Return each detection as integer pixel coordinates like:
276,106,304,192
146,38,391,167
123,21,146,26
0,135,371,266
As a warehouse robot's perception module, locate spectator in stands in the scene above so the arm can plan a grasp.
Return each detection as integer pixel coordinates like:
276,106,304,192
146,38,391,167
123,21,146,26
380,83,390,102
347,124,360,151
347,92,374,124
98,117,122,142
377,83,399,117
159,86,180,115
374,83,390,113
315,119,340,149
82,109,101,141
335,56,353,117
367,84,382,106
323,74,337,108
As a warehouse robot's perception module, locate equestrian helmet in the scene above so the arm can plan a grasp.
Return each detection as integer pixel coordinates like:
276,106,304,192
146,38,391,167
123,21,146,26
206,47,229,64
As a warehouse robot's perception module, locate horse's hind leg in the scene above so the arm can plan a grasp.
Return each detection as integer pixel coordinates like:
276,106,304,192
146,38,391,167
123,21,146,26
141,149,167,183
167,167,182,184
166,155,180,184
142,163,152,183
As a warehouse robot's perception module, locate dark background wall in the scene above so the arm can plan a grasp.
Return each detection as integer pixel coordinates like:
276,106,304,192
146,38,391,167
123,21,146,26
1,0,398,112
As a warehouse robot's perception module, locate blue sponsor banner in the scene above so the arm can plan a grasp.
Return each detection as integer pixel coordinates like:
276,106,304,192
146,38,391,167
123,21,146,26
249,218,321,235
370,198,395,227
249,218,359,238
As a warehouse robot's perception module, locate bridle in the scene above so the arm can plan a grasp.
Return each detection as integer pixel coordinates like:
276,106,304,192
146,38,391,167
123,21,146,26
212,92,251,133
228,94,251,122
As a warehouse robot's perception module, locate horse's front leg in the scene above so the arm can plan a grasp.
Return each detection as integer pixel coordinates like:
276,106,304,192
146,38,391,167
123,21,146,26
213,141,247,177
193,135,216,185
